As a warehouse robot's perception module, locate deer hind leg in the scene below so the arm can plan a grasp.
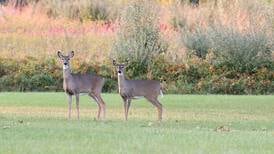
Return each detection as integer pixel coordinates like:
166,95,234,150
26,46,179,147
95,94,106,120
89,93,101,120
145,96,163,121
67,94,72,120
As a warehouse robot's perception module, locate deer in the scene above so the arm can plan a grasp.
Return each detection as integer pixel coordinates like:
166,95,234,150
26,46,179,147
57,50,106,120
112,60,163,121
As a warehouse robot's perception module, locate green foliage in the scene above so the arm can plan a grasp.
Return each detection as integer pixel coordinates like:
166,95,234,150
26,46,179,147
0,56,273,94
181,24,273,73
209,25,273,73
182,28,211,59
112,0,168,78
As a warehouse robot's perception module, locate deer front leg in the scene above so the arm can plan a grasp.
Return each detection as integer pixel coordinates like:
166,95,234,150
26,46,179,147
123,98,131,121
126,99,131,120
67,95,72,120
75,94,80,120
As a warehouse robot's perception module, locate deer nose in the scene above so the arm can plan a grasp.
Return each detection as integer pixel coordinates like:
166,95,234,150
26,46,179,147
118,70,121,74
64,62,68,65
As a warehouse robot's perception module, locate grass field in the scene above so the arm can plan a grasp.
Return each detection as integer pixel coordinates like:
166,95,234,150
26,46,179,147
0,93,274,154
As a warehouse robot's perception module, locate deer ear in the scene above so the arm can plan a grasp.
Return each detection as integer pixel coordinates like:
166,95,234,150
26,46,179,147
69,51,74,58
112,59,117,66
57,50,63,58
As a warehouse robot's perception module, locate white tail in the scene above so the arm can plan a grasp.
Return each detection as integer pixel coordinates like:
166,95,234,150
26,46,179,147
160,90,164,98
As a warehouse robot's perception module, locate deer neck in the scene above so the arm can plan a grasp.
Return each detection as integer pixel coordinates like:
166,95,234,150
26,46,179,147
63,67,72,81
118,73,126,93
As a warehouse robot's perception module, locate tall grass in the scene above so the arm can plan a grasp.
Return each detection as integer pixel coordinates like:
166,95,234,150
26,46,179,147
0,5,115,61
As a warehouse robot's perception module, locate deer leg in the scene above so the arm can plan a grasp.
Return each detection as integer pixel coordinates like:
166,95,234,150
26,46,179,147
89,93,101,120
124,101,127,121
67,95,72,120
145,97,163,121
155,99,163,121
126,99,131,120
75,94,80,120
122,98,128,121
123,98,131,121
96,95,106,120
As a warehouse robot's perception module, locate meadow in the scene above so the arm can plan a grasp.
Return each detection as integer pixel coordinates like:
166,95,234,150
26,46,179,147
0,92,274,153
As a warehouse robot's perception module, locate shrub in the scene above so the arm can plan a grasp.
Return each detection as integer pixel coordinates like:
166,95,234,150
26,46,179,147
30,73,56,91
181,28,211,59
181,24,273,74
111,0,168,78
0,75,16,91
209,25,273,73
40,0,112,21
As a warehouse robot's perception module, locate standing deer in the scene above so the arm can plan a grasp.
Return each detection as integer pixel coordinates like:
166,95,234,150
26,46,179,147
57,50,106,120
112,60,163,121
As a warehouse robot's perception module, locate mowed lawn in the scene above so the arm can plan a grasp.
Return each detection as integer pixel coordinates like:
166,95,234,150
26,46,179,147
0,93,273,154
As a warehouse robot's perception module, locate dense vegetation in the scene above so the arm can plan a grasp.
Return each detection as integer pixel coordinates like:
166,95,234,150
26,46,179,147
0,0,273,94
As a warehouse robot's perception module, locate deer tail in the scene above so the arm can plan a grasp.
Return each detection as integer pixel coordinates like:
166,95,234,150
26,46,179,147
159,85,164,98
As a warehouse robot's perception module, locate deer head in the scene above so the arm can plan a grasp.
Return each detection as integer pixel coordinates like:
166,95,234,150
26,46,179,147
112,59,129,76
57,50,74,70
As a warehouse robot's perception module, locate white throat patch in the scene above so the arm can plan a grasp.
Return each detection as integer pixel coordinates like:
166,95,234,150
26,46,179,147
118,73,123,76
63,65,69,70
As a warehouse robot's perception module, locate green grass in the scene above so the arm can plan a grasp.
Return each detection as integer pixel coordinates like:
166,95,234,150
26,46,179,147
0,93,274,154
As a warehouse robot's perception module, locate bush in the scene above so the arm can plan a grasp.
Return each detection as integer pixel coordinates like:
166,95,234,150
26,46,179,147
111,0,168,78
182,28,211,59
40,0,112,21
181,24,273,73
0,56,273,94
209,25,273,73
0,75,16,91
30,73,56,91
179,0,274,73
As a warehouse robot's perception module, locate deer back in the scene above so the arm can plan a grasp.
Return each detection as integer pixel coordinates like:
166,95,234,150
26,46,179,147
64,73,104,94
121,79,161,98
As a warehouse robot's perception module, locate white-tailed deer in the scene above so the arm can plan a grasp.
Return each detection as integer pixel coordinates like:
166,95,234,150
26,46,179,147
57,50,106,120
112,60,163,121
